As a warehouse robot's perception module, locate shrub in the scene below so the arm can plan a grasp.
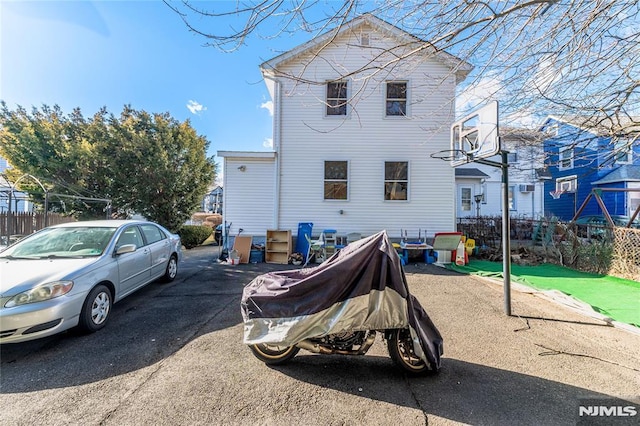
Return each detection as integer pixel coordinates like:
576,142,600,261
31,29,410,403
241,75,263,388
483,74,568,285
179,225,213,249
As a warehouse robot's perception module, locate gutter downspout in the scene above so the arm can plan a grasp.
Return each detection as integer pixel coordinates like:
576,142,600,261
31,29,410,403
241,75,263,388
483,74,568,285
265,74,282,230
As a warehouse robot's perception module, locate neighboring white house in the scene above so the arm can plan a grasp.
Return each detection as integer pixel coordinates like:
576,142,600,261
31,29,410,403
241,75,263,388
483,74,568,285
455,128,547,219
219,14,472,241
202,185,223,214
0,155,30,213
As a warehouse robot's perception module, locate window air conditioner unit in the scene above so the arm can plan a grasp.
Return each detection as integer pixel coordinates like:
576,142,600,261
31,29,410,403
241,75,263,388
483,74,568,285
519,184,535,192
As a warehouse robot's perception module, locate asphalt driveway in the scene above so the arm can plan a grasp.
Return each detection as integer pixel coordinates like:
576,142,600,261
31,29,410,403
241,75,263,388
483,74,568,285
0,245,638,425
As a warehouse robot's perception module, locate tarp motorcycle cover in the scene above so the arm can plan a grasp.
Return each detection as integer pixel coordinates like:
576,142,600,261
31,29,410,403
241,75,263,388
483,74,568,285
241,230,443,369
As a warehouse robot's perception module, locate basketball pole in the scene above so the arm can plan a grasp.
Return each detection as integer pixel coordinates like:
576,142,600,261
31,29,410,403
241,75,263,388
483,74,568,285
448,100,512,316
474,148,512,316
500,150,512,316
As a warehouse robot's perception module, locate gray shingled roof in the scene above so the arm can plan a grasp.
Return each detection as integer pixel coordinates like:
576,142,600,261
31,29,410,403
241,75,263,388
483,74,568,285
455,168,490,178
592,165,640,185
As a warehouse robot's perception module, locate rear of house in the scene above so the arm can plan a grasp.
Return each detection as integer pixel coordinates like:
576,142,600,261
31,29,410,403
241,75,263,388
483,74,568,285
219,15,472,244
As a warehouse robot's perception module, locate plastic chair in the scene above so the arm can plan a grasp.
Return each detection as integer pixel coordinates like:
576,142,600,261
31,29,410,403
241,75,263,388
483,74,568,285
465,238,476,256
346,232,362,244
295,222,313,257
303,233,325,267
322,229,344,256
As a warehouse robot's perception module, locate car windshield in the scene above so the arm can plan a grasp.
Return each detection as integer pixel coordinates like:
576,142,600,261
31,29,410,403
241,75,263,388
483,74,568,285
0,226,118,259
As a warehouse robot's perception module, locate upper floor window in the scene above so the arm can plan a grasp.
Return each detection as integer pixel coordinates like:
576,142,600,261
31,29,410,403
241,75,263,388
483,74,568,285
384,161,408,200
507,152,518,163
559,148,573,170
546,122,559,137
613,139,632,164
326,81,348,116
385,82,407,117
324,161,348,200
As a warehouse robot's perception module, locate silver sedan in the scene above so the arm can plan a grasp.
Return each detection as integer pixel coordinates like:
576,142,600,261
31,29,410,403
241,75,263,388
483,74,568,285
0,220,182,344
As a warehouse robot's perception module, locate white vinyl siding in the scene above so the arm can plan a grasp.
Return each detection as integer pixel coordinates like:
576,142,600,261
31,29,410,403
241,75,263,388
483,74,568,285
272,32,457,236
221,156,275,235
219,20,464,238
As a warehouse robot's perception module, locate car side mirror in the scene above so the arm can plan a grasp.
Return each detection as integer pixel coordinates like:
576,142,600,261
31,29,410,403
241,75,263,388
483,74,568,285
116,244,137,255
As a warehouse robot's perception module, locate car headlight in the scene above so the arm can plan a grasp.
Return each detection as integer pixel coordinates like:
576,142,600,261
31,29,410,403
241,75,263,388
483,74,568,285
5,281,74,308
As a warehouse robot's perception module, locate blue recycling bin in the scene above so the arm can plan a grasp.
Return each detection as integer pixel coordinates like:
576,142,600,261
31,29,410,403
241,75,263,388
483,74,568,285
295,222,313,260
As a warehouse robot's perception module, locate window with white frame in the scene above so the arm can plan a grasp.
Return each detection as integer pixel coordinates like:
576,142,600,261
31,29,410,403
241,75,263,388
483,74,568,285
461,187,472,212
508,185,516,210
630,191,640,215
613,139,632,164
324,161,348,200
385,82,407,117
384,161,408,200
556,175,577,193
326,81,348,116
559,148,574,170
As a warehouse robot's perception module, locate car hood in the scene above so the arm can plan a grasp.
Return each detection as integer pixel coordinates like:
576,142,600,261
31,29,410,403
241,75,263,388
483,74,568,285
0,257,100,295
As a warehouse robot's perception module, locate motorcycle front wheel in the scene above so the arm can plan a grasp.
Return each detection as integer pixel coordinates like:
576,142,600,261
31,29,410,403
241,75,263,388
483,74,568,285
249,343,300,365
387,328,437,375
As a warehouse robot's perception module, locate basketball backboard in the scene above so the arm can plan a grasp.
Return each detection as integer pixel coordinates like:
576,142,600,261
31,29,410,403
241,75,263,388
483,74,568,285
450,101,500,167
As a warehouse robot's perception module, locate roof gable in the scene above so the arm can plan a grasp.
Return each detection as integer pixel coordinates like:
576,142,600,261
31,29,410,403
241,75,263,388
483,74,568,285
540,115,640,137
260,14,472,84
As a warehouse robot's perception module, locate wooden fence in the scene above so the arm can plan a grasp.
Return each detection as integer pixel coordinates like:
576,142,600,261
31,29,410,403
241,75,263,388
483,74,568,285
0,212,76,242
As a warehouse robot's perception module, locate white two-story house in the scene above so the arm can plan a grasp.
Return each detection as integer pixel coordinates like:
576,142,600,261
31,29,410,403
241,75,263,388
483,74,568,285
219,14,472,242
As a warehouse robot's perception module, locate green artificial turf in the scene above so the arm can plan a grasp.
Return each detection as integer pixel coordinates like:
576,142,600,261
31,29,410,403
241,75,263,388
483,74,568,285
449,260,640,327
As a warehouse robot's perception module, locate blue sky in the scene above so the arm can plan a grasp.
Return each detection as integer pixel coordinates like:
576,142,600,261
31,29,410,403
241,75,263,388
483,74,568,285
1,1,313,164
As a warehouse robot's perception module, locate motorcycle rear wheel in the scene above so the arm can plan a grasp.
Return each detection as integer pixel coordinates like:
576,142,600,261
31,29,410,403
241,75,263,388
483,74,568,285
387,328,437,375
249,343,300,365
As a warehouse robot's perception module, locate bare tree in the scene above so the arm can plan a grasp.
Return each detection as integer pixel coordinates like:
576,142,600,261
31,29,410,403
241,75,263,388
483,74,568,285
165,0,639,155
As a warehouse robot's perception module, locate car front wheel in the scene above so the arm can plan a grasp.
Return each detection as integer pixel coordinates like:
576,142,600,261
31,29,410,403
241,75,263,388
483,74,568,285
162,255,178,282
78,284,112,333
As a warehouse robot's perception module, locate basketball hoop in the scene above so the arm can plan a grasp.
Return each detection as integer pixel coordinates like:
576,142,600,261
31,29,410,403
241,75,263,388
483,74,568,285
549,189,565,199
450,101,500,167
431,149,472,164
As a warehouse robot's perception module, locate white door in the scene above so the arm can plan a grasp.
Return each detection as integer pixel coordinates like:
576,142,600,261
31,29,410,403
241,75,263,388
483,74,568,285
115,226,152,296
458,186,473,217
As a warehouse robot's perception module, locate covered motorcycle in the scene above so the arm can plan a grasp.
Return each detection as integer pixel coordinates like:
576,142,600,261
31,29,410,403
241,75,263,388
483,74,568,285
241,230,443,375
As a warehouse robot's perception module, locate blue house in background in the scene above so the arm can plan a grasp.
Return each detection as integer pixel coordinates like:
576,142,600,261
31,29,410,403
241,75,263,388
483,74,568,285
540,117,640,221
